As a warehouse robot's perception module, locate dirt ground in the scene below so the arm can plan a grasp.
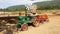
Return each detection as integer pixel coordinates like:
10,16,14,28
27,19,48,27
0,15,60,34
17,15,60,34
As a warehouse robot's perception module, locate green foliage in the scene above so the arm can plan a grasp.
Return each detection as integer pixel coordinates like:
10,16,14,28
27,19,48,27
35,0,60,10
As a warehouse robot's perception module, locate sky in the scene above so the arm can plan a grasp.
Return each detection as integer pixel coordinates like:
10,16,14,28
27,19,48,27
0,0,51,8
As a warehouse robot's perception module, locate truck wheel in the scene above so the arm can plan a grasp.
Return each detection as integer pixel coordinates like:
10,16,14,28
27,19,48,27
21,24,28,31
33,20,40,27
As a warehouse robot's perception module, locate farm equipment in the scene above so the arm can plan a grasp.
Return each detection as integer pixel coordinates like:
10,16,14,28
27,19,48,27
35,14,49,23
17,4,49,31
17,14,49,31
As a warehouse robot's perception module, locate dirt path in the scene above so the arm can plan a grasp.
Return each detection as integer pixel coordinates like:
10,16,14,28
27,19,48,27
17,15,60,34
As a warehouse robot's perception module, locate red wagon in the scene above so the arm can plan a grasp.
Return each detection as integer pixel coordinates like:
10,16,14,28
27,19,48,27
35,14,49,23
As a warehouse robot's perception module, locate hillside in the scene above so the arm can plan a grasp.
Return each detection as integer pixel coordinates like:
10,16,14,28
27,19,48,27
34,0,60,10
5,5,25,11
0,0,60,11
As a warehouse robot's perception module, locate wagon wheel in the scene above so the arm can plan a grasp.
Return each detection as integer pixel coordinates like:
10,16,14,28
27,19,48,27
21,24,28,31
33,20,40,27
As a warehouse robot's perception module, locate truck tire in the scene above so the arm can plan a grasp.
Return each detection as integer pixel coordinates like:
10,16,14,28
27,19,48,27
21,24,28,31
